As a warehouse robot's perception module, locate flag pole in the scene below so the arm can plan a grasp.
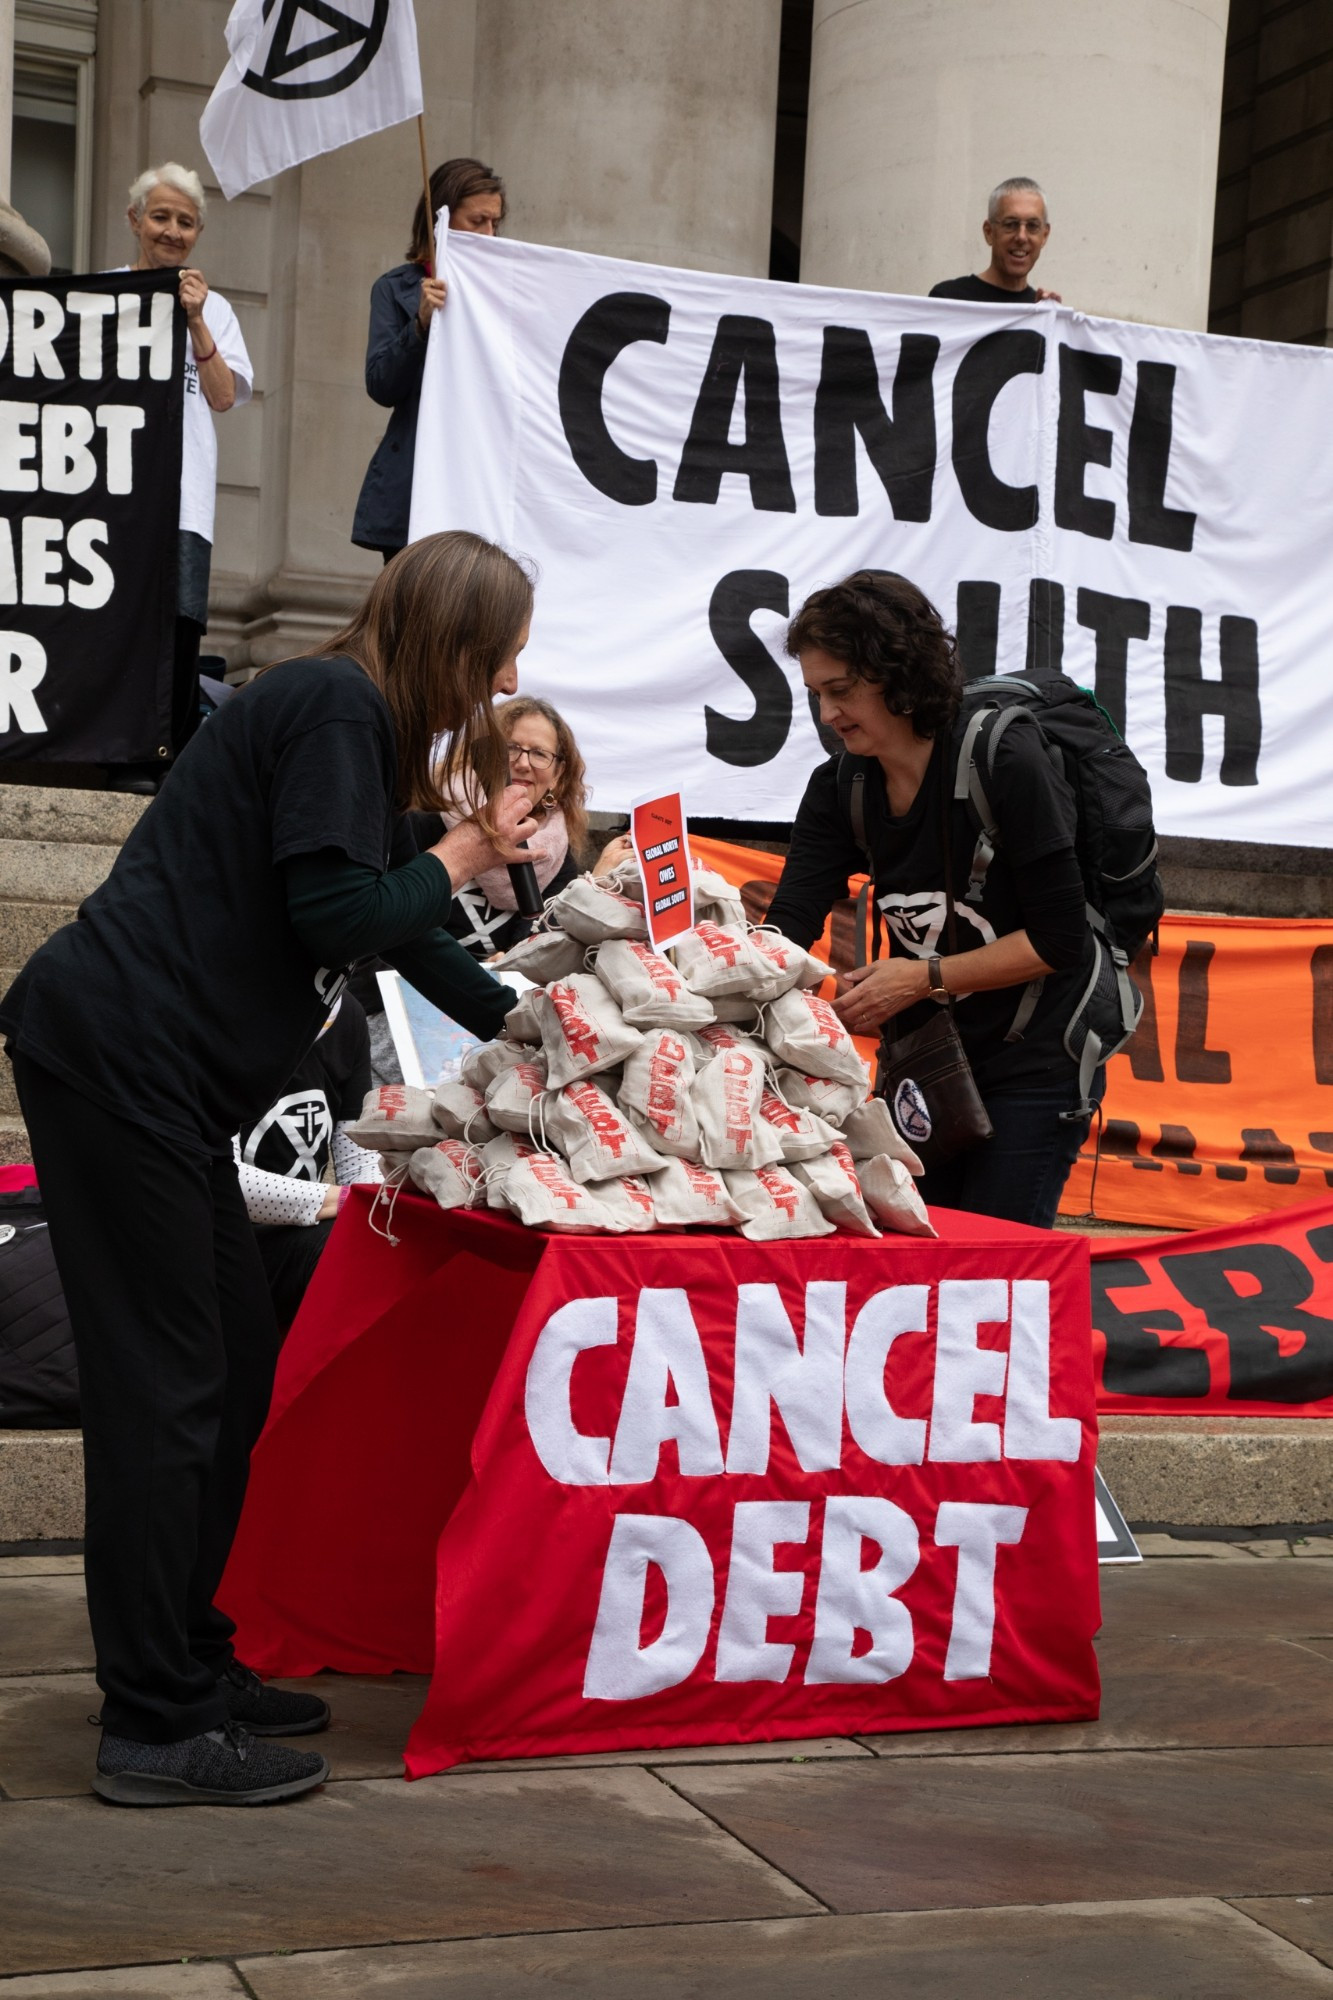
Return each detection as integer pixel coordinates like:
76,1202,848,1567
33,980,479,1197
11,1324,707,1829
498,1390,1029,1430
416,112,435,279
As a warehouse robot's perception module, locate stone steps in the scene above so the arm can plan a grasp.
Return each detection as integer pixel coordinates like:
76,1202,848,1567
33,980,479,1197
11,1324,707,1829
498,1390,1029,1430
2,1419,1329,1544
0,786,146,1165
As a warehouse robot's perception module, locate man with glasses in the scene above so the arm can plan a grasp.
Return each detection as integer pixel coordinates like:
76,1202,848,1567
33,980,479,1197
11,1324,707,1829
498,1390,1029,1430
930,177,1062,304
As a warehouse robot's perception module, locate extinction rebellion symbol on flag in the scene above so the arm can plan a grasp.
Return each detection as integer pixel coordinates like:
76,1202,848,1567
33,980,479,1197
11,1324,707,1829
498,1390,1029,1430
241,0,389,99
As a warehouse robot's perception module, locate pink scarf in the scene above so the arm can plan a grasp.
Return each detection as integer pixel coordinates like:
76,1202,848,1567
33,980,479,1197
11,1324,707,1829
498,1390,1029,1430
442,803,571,912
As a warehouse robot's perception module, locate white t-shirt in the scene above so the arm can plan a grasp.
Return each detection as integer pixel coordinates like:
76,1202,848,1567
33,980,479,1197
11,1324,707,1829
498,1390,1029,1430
114,269,253,543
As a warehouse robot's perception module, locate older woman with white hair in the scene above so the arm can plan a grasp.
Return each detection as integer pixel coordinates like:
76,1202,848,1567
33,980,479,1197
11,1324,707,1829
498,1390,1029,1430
123,164,253,763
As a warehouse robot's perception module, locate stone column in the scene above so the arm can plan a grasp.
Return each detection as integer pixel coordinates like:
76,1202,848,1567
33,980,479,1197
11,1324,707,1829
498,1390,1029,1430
0,0,14,203
800,0,1229,330
239,3,477,666
472,0,784,277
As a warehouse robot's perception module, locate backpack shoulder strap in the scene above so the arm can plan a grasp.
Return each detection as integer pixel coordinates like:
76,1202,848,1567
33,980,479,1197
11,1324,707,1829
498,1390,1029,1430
837,753,880,968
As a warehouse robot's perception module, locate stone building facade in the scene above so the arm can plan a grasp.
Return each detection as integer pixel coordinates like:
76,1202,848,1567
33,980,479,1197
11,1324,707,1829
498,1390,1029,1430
0,0,1328,670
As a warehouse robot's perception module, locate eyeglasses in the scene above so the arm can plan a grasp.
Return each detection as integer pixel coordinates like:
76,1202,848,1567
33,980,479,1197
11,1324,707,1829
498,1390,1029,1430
995,218,1048,236
506,742,563,774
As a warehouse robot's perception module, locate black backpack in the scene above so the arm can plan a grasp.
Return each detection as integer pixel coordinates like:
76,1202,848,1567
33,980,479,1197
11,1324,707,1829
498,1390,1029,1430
838,670,1163,1118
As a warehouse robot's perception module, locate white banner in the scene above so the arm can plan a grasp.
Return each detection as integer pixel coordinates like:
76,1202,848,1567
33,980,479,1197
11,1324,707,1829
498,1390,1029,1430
410,232,1333,844
201,0,422,202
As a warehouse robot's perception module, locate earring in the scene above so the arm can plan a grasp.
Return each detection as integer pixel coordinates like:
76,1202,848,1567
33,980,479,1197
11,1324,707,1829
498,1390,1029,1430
541,790,558,809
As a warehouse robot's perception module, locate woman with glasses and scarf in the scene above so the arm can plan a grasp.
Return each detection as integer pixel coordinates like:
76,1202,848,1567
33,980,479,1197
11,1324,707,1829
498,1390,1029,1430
442,696,631,960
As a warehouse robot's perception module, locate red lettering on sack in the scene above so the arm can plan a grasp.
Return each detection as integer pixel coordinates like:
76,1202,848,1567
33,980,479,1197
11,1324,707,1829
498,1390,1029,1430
435,1140,482,1182
530,1152,582,1210
722,1049,755,1149
378,1087,409,1120
750,933,794,970
760,1089,801,1134
643,1034,689,1135
621,1176,655,1216
681,1161,723,1202
515,1064,546,1093
567,1081,630,1159
696,921,744,967
630,942,682,997
830,1139,858,1179
550,983,604,1067
756,1164,800,1217
804,993,844,1049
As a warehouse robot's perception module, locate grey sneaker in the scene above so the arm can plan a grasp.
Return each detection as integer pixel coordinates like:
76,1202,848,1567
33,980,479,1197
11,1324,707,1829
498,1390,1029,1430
219,1659,331,1737
93,1720,328,1806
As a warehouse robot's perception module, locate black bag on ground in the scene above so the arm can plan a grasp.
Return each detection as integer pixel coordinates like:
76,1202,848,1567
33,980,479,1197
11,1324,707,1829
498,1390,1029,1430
0,1188,79,1428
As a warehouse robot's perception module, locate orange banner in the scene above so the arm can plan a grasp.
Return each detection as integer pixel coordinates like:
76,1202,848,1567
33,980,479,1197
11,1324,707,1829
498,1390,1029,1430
693,838,1333,1233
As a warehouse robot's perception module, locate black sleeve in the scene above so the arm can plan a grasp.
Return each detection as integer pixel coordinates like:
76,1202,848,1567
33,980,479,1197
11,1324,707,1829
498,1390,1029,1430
285,848,454,964
364,272,427,408
269,715,398,874
1012,848,1087,972
384,931,517,1042
986,710,1080,868
331,995,373,1122
765,760,865,951
545,847,580,897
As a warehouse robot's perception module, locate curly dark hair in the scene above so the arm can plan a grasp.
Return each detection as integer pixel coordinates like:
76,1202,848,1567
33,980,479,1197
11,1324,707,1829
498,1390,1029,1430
785,570,962,740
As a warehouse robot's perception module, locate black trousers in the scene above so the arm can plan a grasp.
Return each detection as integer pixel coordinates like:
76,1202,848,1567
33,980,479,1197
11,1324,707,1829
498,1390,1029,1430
255,1217,334,1334
12,1055,281,1743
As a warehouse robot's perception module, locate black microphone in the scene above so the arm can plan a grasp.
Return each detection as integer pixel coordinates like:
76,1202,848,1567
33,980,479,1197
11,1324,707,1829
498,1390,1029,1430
507,844,544,919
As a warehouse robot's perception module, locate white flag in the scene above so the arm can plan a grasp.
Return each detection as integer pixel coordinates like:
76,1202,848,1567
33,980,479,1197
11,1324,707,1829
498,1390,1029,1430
200,0,423,202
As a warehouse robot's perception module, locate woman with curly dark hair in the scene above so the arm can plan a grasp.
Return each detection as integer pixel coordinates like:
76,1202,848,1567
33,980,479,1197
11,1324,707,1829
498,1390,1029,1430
765,569,1099,1228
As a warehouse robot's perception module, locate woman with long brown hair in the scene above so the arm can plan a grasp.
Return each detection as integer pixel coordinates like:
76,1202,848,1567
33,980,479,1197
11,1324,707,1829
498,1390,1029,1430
0,531,536,1809
352,156,506,561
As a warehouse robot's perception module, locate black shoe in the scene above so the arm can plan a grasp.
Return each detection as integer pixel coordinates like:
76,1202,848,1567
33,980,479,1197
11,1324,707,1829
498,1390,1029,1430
218,1659,331,1737
93,1721,328,1807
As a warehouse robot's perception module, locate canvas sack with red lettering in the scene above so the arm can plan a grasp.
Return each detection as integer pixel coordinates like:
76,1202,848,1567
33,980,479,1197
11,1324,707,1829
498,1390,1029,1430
647,1155,748,1227
346,1084,439,1152
793,1141,881,1238
492,927,587,983
859,1153,937,1238
742,928,816,1002
724,1163,836,1240
407,1140,483,1212
672,922,771,1000
544,1079,667,1184
691,1044,785,1172
772,1067,863,1127
593,939,714,1029
692,1021,773,1073
483,1059,551,1136
504,1147,626,1233
549,875,649,945
758,1085,840,1164
586,1174,658,1233
431,1079,497,1144
536,975,644,1089
617,1029,701,1159
842,1096,925,1176
763,987,871,1090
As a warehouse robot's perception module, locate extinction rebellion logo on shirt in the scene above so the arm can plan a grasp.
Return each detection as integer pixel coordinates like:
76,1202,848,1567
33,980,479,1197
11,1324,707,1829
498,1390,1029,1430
877,891,996,958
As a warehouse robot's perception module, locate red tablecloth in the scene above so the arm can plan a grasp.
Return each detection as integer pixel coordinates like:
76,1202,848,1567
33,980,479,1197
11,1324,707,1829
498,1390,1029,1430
220,1192,1101,1776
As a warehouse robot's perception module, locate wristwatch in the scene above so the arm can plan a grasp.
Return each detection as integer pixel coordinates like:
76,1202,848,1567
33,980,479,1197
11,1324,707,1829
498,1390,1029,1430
927,955,950,1004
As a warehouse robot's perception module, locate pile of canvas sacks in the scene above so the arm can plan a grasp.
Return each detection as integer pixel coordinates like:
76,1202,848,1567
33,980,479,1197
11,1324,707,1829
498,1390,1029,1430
348,861,933,1242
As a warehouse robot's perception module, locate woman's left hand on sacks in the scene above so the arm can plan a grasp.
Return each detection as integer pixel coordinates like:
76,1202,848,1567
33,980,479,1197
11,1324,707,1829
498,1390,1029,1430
833,956,929,1035
593,833,634,876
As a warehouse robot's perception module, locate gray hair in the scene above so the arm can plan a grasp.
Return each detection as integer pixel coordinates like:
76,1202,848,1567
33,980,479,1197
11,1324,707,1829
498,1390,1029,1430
129,164,207,226
988,177,1047,223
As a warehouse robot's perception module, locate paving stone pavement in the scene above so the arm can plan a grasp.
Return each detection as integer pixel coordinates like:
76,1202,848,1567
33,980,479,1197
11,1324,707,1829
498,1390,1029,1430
0,1542,1330,1994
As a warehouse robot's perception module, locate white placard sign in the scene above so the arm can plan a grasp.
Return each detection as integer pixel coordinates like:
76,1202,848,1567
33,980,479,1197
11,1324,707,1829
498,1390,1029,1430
410,231,1333,843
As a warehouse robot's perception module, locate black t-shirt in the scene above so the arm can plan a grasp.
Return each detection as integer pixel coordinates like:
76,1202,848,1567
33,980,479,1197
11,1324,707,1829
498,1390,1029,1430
1,656,407,1154
766,712,1094,1088
237,993,371,1183
929,274,1037,303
